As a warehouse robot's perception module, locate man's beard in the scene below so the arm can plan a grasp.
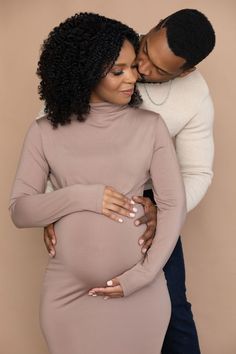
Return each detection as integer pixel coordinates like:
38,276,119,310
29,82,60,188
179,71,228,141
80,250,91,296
138,74,157,84
138,76,161,84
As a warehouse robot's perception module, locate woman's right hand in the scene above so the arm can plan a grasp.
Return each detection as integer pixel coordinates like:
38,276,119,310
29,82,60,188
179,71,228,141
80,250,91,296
102,186,137,223
44,186,137,257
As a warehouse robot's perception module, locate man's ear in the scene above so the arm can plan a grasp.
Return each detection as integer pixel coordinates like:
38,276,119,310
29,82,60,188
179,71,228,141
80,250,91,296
179,66,196,78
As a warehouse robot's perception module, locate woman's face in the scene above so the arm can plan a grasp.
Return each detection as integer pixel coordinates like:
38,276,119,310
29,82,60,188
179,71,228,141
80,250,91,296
91,40,138,105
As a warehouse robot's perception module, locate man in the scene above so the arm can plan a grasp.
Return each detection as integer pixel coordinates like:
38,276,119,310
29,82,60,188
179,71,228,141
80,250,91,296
43,9,215,354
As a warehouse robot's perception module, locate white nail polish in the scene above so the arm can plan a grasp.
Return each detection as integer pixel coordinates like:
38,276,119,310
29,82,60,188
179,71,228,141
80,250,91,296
133,207,138,212
92,294,97,297
142,248,147,253
118,218,123,223
107,280,113,286
104,296,109,300
139,239,144,245
130,213,135,217
130,200,135,205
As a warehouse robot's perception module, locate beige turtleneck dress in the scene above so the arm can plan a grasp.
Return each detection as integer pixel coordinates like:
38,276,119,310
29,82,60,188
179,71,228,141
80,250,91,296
9,103,186,354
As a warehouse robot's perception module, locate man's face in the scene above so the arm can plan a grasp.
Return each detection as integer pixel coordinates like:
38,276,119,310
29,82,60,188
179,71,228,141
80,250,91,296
137,27,187,83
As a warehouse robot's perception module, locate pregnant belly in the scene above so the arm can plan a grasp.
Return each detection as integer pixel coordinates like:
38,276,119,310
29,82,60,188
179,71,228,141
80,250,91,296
53,206,146,286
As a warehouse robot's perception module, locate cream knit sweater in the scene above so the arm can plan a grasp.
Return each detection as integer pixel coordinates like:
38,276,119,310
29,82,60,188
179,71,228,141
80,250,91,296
138,70,214,212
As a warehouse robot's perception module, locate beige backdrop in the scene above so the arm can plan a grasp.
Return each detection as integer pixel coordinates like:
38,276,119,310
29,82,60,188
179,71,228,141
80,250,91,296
1,1,235,353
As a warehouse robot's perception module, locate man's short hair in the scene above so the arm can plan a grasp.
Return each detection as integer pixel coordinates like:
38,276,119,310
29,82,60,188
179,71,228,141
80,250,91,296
156,9,216,69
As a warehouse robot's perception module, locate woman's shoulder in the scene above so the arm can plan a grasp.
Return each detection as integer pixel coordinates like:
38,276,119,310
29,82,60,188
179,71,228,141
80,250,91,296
129,106,161,119
127,106,165,128
35,115,58,136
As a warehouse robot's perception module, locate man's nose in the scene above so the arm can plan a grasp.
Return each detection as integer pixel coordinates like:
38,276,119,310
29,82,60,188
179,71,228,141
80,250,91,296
138,59,152,76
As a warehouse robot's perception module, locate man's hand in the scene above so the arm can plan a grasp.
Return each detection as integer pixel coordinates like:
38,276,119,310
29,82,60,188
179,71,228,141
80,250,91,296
88,278,124,299
133,196,157,254
44,224,56,257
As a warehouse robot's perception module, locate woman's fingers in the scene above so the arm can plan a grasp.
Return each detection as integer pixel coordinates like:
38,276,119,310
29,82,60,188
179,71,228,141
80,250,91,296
88,278,124,298
88,285,123,297
102,186,137,221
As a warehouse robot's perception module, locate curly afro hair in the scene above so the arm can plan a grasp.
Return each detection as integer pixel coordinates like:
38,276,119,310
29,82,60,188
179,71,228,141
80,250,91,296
156,9,216,70
37,12,140,127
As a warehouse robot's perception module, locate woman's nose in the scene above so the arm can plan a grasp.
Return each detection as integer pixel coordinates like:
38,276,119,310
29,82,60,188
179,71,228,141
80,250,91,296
126,68,138,83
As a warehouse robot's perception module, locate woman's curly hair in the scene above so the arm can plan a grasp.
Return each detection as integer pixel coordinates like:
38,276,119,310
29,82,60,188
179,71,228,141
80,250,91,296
37,12,141,127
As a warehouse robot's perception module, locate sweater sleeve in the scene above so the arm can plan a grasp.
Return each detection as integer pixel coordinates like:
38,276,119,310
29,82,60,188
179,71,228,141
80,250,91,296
176,93,214,212
9,121,105,228
117,117,186,297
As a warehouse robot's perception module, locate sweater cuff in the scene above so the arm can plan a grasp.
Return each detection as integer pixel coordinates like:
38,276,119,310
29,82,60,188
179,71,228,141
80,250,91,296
117,263,154,297
71,184,105,214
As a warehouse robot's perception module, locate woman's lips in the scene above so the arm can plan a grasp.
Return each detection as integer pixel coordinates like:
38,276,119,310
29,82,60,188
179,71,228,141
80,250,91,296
120,89,134,96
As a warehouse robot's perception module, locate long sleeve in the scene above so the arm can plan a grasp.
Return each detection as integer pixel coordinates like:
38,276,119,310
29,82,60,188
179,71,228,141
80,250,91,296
117,117,186,297
175,93,214,212
9,121,105,228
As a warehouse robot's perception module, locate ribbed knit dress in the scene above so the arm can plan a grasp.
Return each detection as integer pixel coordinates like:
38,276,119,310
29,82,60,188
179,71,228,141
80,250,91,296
10,102,186,354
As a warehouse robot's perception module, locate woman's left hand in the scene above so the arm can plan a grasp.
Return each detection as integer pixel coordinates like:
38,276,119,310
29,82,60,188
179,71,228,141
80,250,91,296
88,278,124,299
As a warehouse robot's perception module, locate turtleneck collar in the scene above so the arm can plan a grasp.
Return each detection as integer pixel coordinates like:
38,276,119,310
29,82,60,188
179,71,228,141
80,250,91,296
85,102,129,126
89,102,128,114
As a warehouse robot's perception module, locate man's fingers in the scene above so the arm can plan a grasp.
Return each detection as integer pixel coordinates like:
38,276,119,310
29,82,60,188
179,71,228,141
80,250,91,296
135,213,152,226
46,224,57,245
44,224,56,256
44,233,55,257
132,195,152,207
141,239,153,254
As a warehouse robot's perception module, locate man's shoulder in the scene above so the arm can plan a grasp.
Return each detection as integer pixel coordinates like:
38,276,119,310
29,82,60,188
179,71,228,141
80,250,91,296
174,70,210,97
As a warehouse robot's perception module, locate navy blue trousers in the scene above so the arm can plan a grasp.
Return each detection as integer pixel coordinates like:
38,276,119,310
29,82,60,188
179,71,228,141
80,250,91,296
143,190,201,354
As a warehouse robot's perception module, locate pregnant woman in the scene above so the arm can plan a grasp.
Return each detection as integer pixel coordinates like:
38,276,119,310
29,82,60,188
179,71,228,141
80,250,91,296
9,13,186,354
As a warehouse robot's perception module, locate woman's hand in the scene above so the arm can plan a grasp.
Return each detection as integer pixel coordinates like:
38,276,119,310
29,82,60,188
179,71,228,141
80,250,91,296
133,196,157,254
102,186,137,222
88,278,124,299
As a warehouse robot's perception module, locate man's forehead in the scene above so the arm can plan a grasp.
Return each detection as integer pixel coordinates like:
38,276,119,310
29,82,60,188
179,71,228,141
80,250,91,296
147,28,186,71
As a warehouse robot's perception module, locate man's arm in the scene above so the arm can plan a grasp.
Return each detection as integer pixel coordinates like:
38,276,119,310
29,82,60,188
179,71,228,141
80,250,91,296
175,93,214,212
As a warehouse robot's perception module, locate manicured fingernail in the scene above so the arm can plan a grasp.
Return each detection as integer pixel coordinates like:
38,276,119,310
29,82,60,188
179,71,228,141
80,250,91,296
130,200,135,205
130,213,135,217
92,294,97,297
135,220,140,226
49,251,54,257
107,280,113,286
142,248,147,253
133,207,138,212
104,296,109,300
118,218,123,223
52,239,56,245
139,239,144,245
